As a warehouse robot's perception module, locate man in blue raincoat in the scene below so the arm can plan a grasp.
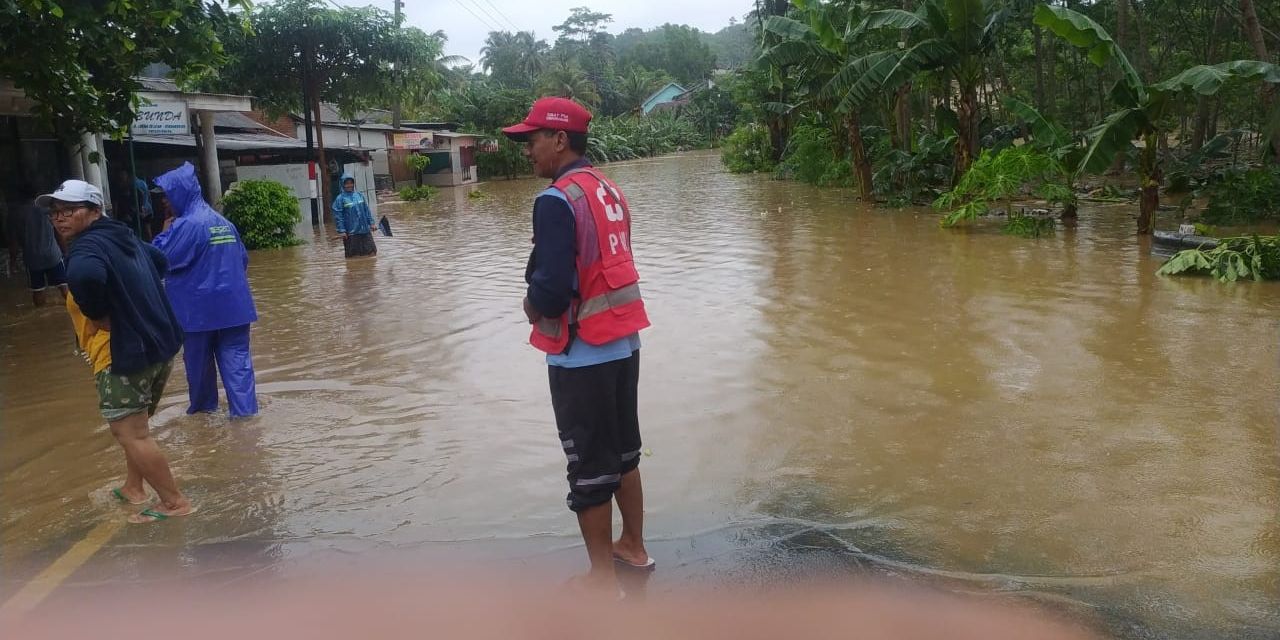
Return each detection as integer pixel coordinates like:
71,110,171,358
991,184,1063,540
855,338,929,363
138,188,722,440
152,162,259,418
332,173,377,258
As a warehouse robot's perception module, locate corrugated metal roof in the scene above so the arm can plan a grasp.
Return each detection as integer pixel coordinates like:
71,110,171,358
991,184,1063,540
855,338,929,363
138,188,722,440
132,132,373,152
214,112,276,133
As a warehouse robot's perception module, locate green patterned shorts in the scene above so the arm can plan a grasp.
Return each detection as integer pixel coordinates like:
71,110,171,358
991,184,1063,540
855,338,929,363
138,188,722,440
94,360,174,422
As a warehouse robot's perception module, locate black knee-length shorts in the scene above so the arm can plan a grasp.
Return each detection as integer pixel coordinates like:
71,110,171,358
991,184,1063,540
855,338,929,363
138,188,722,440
548,351,642,512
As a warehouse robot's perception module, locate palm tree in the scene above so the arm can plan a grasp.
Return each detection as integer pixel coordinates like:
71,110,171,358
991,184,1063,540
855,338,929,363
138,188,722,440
1036,4,1280,234
828,0,1010,180
537,60,602,109
762,0,875,200
481,30,548,89
513,31,549,86
617,66,670,112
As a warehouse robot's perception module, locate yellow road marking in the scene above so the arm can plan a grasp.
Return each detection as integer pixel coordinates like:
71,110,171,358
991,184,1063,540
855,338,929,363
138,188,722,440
0,518,121,618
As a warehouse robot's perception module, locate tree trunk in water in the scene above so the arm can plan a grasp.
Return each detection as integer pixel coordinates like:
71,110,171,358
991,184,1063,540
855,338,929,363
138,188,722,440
1139,180,1158,234
1240,0,1279,161
309,89,331,217
847,114,873,202
954,84,979,182
1138,136,1160,235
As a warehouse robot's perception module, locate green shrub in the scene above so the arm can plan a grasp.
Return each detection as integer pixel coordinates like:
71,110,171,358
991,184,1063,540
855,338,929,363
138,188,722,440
774,124,854,187
220,179,302,250
1197,166,1280,226
405,153,431,187
935,146,1068,229
398,185,438,201
721,123,775,174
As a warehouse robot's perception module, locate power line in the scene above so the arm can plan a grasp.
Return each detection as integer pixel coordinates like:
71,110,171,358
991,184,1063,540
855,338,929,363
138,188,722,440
452,0,500,32
478,0,519,31
462,0,508,33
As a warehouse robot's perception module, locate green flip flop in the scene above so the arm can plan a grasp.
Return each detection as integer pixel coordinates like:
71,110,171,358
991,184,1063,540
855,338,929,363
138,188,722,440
129,506,197,524
111,488,148,505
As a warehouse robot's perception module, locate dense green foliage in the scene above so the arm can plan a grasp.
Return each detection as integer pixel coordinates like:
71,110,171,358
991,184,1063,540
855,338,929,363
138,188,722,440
209,0,447,117
1197,166,1280,226
721,124,776,174
398,185,438,201
723,0,1280,236
1158,235,1280,282
934,146,1069,227
221,180,302,250
1002,214,1056,238
476,135,530,179
774,123,854,187
588,115,704,163
1,0,249,138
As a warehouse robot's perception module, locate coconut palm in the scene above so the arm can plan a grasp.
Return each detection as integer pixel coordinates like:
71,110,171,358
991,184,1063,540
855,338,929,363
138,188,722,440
537,60,602,109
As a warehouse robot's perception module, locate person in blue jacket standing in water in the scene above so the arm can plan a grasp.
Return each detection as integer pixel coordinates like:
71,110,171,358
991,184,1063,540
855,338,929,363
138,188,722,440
152,162,259,418
332,173,377,258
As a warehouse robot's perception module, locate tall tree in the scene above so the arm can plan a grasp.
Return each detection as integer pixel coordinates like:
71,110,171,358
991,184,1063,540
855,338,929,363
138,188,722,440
211,0,445,208
482,31,549,89
537,60,602,108
0,0,250,138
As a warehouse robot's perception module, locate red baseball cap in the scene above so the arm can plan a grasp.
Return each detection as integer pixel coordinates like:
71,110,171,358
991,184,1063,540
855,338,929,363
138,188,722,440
502,97,592,139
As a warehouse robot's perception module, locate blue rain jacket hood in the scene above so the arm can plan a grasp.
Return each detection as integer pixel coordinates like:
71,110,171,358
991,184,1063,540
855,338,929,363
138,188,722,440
152,162,258,332
331,172,374,235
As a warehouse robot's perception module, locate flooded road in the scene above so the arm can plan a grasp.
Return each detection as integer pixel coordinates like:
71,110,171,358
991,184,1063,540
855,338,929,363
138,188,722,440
2,151,1278,637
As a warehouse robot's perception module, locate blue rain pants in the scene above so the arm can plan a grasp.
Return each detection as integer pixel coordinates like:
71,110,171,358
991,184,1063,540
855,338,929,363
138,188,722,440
183,324,258,417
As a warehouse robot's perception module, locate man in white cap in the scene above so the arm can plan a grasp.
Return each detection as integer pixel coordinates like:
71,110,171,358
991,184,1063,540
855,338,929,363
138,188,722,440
41,179,194,523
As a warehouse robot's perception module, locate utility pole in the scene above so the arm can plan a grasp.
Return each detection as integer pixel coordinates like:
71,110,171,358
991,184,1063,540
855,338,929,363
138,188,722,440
392,0,404,129
302,30,319,225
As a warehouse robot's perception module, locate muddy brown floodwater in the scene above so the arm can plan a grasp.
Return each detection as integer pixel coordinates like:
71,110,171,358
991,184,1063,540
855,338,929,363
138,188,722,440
1,151,1277,638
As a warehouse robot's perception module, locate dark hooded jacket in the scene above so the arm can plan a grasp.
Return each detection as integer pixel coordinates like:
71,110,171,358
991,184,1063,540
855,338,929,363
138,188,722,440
66,216,183,374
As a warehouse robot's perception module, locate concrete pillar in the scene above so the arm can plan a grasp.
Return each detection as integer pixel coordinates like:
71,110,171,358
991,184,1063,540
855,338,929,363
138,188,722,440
197,110,220,204
80,132,103,190
95,133,111,210
67,142,84,180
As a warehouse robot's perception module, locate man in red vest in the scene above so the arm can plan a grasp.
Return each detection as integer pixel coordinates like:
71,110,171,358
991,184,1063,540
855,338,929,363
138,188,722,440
504,98,653,592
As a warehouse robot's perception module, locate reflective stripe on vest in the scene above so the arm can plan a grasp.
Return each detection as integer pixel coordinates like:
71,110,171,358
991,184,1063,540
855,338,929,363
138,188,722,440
535,315,563,339
576,283,642,323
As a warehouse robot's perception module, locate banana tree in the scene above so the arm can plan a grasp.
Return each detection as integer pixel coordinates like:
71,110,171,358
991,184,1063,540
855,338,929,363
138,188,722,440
827,0,1011,181
1035,4,1280,234
761,0,875,200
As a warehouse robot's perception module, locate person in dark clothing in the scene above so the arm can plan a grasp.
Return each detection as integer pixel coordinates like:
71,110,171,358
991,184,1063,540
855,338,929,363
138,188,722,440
6,185,68,306
42,178,194,524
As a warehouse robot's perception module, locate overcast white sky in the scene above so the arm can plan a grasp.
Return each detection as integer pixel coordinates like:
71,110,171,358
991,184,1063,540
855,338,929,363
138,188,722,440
341,0,755,66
